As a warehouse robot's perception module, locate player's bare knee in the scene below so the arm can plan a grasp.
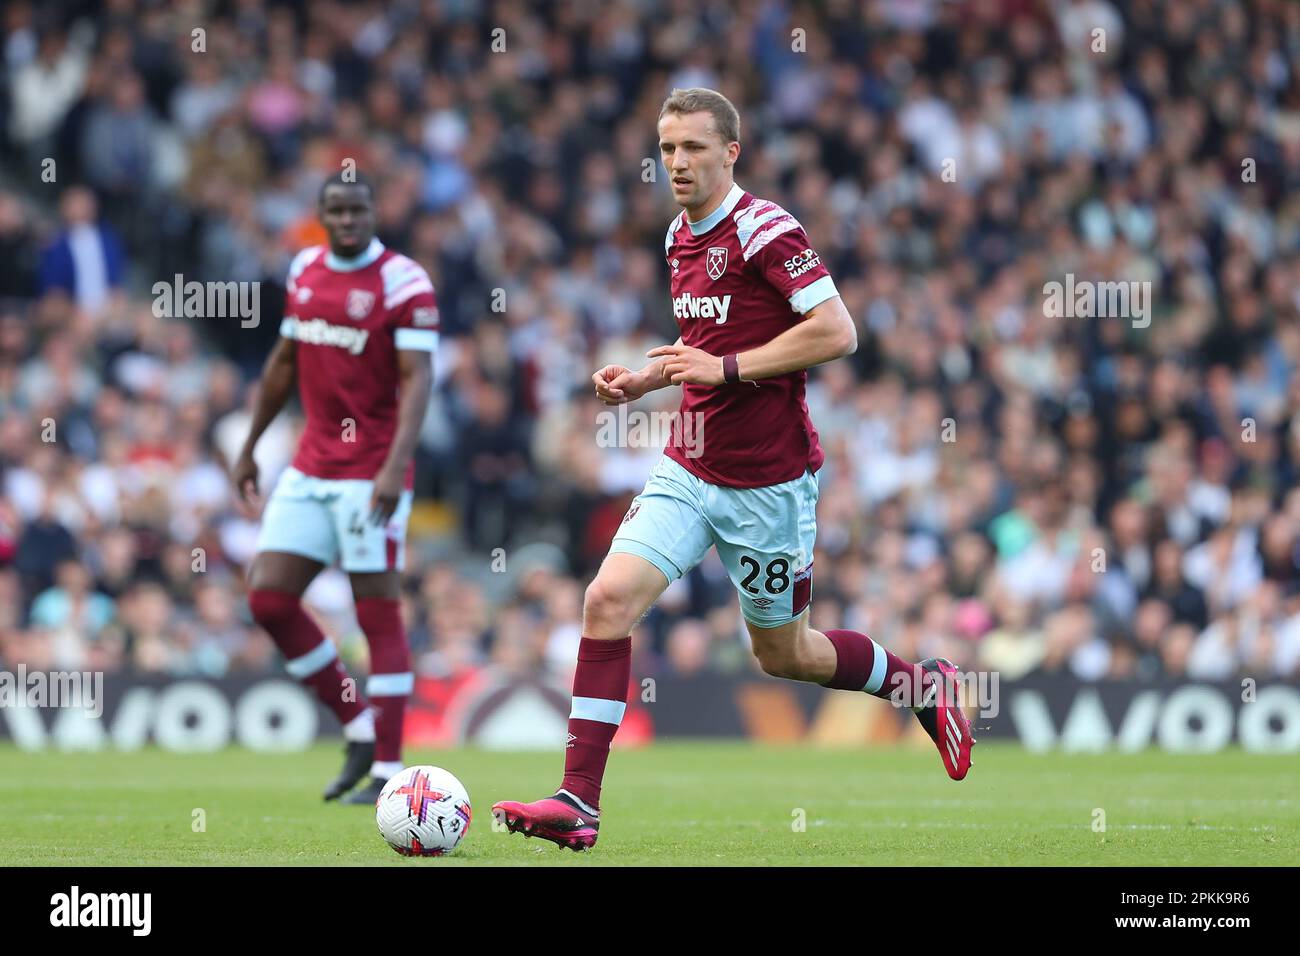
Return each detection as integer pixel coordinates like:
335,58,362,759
247,567,279,597
351,571,400,601
754,647,799,679
583,577,635,639
749,636,793,679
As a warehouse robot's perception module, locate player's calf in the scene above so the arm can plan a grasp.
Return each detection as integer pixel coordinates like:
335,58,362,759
249,587,380,799
249,589,369,727
353,593,412,785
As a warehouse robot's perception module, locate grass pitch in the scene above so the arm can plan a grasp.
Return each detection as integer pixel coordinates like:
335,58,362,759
0,741,1293,866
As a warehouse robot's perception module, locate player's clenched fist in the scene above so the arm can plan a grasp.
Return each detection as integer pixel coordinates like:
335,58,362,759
646,344,725,386
592,364,654,405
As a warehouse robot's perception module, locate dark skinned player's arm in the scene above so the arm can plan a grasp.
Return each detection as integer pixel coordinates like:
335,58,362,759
238,336,297,463
368,348,435,523
378,349,434,479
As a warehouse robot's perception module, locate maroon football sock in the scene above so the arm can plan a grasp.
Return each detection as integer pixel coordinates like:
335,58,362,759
355,596,412,765
249,589,367,725
822,628,917,702
559,636,632,811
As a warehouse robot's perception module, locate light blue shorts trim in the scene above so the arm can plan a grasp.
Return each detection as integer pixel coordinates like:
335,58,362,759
610,456,819,626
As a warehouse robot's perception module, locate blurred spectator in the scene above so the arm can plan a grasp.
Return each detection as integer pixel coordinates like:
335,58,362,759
28,558,115,668
36,185,124,319
7,22,90,162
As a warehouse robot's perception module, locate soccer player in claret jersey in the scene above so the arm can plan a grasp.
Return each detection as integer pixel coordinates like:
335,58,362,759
231,173,437,804
492,88,974,850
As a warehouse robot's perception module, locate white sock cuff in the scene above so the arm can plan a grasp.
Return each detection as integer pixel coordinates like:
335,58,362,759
342,708,375,742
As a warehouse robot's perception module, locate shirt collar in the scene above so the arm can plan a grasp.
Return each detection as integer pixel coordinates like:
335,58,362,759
686,183,745,236
325,237,384,272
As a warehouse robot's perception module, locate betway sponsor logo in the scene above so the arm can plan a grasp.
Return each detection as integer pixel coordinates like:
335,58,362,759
281,316,369,355
673,291,732,324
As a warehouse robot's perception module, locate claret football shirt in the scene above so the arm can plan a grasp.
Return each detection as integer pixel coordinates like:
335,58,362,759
663,183,839,488
279,238,439,483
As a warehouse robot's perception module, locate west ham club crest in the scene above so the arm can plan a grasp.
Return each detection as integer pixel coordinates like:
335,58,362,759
346,288,375,320
706,246,728,280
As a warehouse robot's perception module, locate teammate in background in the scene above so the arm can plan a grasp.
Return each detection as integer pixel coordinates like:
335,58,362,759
231,172,437,804
494,88,975,850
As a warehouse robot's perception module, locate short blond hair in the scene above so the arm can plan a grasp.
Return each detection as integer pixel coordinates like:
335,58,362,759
659,88,740,145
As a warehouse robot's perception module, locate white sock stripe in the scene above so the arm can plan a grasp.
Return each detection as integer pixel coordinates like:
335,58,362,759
861,639,888,694
284,639,338,678
570,696,626,725
367,672,414,696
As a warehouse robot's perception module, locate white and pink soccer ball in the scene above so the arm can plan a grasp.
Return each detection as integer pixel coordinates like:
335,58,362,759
375,765,472,857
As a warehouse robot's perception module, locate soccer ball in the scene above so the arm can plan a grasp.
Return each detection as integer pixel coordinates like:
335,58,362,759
375,765,472,857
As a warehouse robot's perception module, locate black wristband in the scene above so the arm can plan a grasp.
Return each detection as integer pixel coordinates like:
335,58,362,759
723,353,741,383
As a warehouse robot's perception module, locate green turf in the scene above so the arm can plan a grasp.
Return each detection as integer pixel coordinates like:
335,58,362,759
0,741,1294,865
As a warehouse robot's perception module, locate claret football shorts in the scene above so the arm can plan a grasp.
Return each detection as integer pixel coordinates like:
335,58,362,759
610,455,818,627
255,466,414,573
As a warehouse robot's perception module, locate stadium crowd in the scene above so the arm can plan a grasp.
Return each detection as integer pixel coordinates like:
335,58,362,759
1,0,1299,688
